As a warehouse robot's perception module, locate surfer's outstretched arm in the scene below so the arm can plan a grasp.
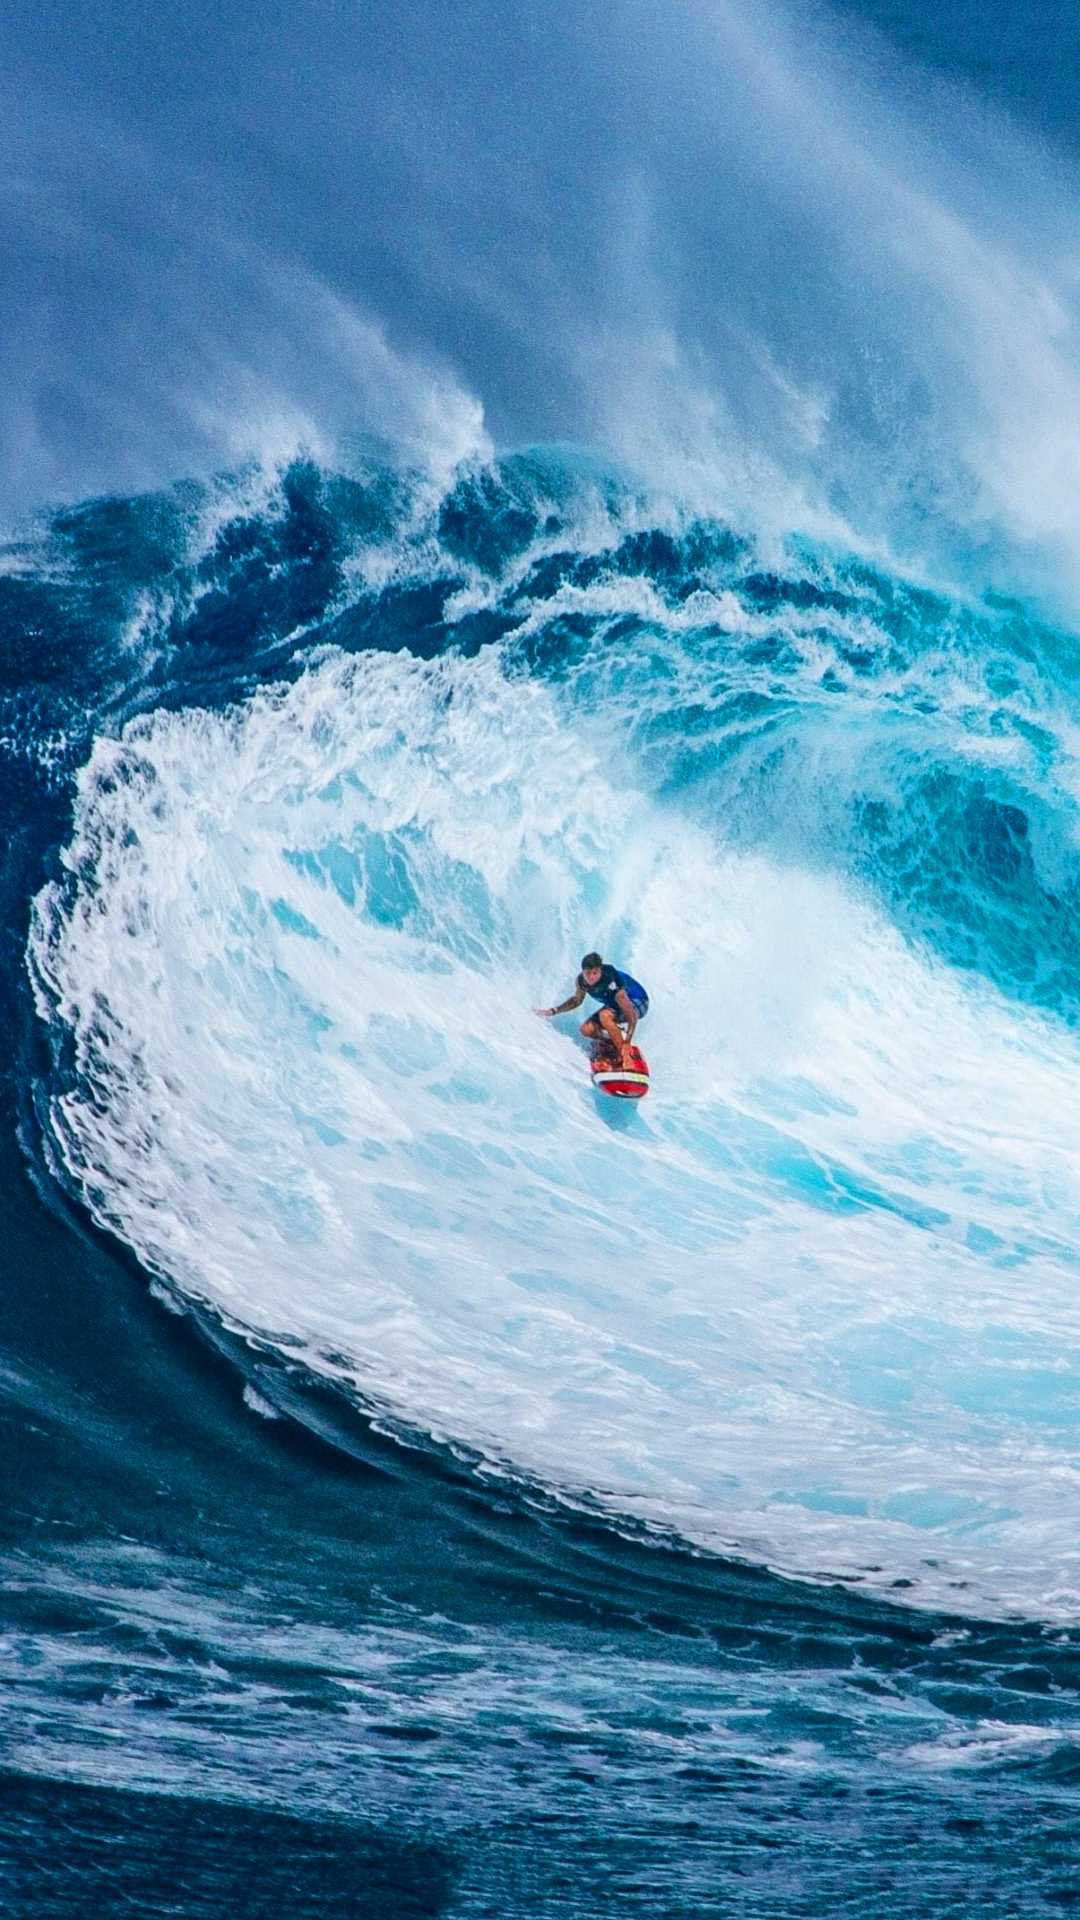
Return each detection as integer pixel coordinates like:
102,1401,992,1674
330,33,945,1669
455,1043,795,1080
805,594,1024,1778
536,982,586,1018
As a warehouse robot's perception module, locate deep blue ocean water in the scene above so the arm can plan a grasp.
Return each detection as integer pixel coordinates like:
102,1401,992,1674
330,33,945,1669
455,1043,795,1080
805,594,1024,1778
8,2,1080,1914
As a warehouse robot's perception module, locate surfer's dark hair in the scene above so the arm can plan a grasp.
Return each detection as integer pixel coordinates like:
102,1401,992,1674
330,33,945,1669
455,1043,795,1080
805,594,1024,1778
581,952,603,970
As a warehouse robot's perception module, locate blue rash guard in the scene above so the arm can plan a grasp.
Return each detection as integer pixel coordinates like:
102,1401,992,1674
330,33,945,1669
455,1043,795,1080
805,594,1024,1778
578,965,649,1020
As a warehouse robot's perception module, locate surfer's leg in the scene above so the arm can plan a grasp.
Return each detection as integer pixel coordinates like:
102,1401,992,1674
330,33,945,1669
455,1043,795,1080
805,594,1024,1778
580,1014,602,1041
597,1008,626,1055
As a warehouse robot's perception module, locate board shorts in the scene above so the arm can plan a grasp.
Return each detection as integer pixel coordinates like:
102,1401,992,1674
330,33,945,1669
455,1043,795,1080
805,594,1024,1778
595,991,648,1023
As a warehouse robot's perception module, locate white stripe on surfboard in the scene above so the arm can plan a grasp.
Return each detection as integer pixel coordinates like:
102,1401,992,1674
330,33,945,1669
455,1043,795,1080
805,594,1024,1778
592,1069,650,1086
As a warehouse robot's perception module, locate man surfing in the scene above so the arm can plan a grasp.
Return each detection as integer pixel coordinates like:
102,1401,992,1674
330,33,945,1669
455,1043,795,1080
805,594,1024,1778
537,953,649,1067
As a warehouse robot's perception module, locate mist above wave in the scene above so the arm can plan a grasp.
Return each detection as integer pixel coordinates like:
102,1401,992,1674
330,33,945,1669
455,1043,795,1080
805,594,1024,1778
7,0,1080,613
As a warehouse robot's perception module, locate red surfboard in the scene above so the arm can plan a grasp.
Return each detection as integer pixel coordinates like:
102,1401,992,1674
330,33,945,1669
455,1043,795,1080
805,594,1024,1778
590,1042,650,1099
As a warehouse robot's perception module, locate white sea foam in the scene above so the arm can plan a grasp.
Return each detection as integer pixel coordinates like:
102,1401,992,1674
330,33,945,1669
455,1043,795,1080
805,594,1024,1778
902,1722,1073,1770
28,641,1080,1619
242,1384,280,1421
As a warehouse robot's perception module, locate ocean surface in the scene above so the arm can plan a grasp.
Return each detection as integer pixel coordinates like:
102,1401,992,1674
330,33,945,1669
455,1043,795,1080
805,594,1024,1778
7,2,1080,1914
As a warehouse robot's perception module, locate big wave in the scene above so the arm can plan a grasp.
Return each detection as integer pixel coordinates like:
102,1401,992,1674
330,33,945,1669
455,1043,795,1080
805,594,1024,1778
26,454,1080,1621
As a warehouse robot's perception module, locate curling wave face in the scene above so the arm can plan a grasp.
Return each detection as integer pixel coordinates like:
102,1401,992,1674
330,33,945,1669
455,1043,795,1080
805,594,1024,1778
25,453,1080,1620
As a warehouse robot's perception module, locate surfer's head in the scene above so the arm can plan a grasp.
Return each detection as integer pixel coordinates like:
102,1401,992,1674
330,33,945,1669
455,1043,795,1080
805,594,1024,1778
580,951,603,984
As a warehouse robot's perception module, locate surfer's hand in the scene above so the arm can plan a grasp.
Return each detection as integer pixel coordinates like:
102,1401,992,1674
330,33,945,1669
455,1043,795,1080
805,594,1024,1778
535,1006,554,1017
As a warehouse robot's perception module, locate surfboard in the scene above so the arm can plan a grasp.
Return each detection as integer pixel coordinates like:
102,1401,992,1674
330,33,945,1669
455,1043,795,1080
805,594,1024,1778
589,1042,650,1099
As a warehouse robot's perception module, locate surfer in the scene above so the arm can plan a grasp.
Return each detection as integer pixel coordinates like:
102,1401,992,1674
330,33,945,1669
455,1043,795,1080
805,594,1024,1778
537,953,649,1066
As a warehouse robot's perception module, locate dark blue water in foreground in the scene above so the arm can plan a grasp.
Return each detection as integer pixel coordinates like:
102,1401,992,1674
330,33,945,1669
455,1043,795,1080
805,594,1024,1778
4,449,1080,1917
